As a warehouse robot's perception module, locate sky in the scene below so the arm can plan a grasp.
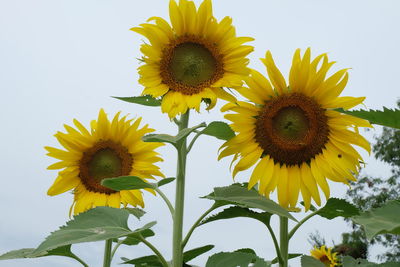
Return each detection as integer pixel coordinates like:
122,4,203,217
0,0,399,266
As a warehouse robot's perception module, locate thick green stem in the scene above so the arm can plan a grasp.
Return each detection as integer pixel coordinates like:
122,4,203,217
279,216,289,267
103,239,113,267
172,111,190,267
182,203,218,249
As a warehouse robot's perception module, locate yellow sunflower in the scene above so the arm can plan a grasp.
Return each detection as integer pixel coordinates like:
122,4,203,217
219,48,371,209
46,109,164,215
132,0,253,118
311,246,340,267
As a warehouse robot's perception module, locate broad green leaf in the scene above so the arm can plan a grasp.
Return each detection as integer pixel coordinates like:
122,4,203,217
205,251,271,267
33,207,147,255
116,229,155,246
317,198,360,219
157,177,175,187
352,200,400,240
201,121,235,141
183,245,214,263
113,96,161,106
0,245,88,266
301,255,324,267
271,253,302,264
338,107,400,129
200,206,272,226
142,123,206,145
125,207,146,220
342,255,400,267
204,184,296,221
121,255,162,266
102,176,155,191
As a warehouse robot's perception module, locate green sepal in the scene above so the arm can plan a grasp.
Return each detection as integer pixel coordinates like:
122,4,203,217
352,200,400,240
112,96,161,107
337,107,400,129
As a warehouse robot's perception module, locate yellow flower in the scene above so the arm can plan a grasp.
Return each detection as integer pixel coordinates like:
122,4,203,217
46,109,164,215
132,0,253,118
311,245,340,267
219,48,371,209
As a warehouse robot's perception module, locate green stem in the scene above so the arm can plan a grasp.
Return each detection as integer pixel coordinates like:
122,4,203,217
265,222,283,265
172,111,190,267
182,203,218,249
139,235,169,267
103,239,113,267
155,187,175,217
279,216,289,267
288,209,319,240
187,130,203,153
70,254,89,267
110,238,124,261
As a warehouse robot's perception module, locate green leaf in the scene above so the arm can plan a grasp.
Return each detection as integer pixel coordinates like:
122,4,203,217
200,206,272,226
352,200,400,240
121,255,162,266
0,245,88,266
102,176,155,191
33,207,147,255
157,177,175,187
317,198,360,219
205,251,271,267
125,207,146,220
338,107,400,129
142,123,206,145
341,255,400,267
300,255,324,267
201,121,235,141
203,184,296,221
183,245,214,263
112,96,161,107
271,253,302,264
117,229,155,246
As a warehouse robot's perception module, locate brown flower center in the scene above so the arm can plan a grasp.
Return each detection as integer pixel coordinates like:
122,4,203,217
79,140,133,194
319,255,331,266
255,93,329,166
160,35,224,95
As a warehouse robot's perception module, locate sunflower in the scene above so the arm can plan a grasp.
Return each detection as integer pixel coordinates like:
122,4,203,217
311,246,340,267
132,0,253,118
219,48,371,209
46,109,164,215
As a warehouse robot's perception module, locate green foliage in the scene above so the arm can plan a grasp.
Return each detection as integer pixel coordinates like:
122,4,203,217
0,245,88,266
125,207,146,219
33,207,155,255
300,255,324,267
112,95,161,106
352,200,400,240
200,206,272,226
157,177,176,187
374,127,400,167
201,121,235,141
271,254,302,264
338,107,400,129
342,256,400,267
116,229,155,246
205,251,271,267
142,123,206,145
121,255,162,266
317,198,360,219
183,245,214,263
203,184,296,221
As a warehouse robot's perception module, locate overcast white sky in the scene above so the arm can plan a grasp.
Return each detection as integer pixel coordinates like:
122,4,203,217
1,0,399,266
